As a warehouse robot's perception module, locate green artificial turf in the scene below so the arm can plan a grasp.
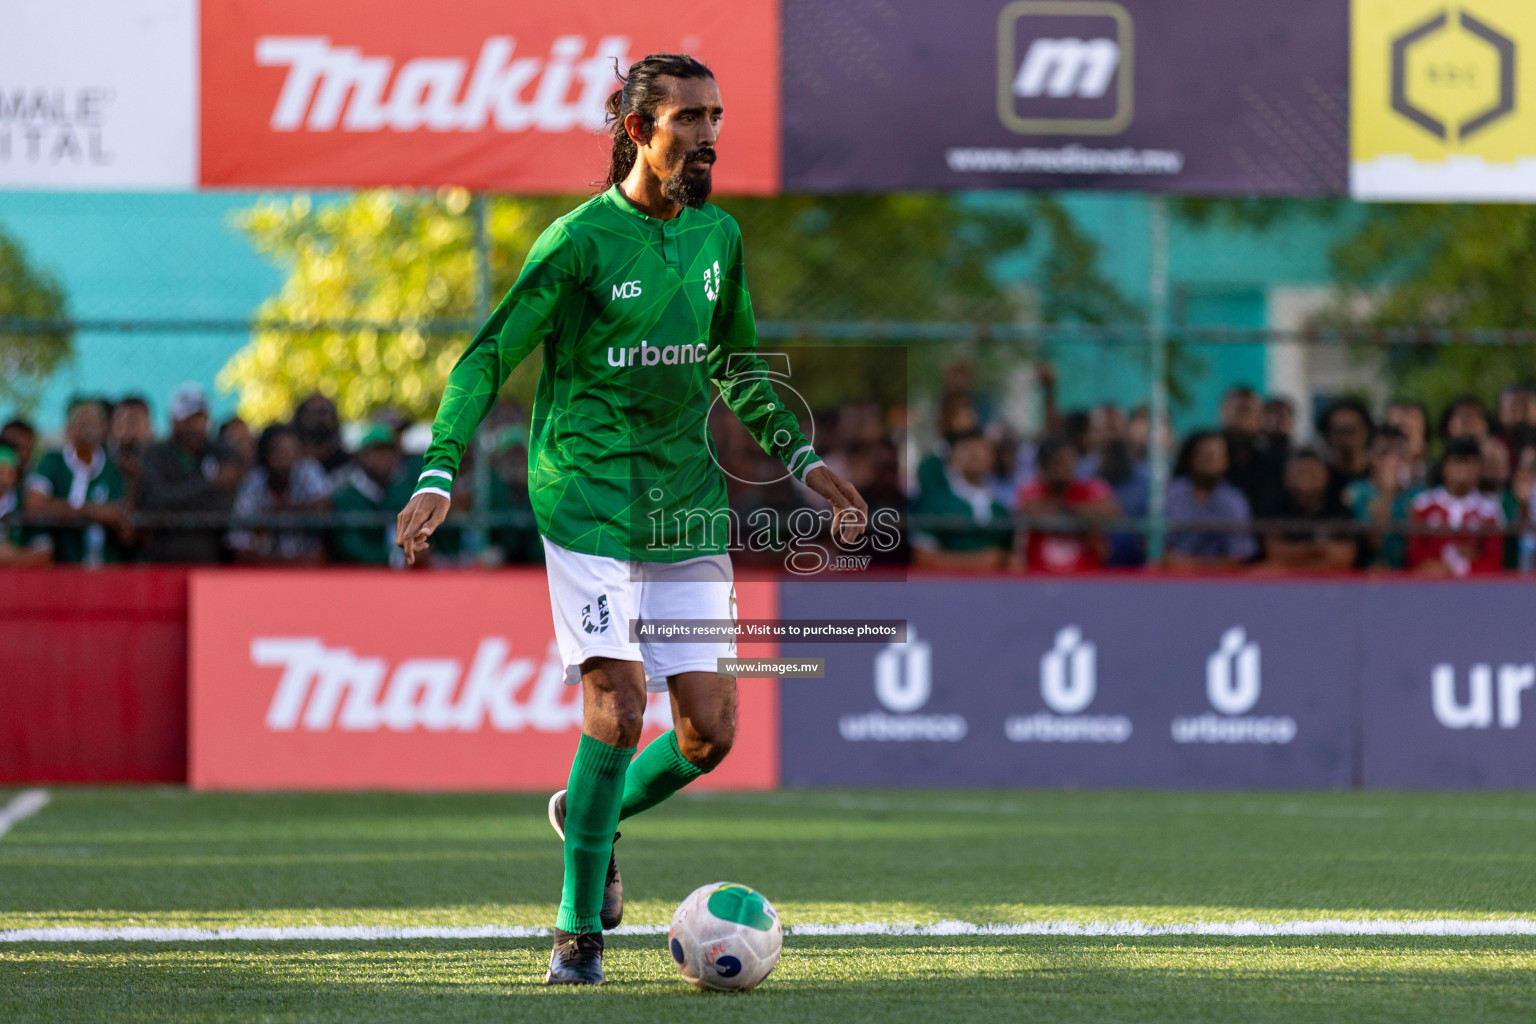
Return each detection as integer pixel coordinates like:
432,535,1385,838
2,788,1535,1022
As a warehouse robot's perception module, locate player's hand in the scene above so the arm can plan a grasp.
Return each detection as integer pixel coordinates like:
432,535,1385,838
396,491,451,566
805,465,869,545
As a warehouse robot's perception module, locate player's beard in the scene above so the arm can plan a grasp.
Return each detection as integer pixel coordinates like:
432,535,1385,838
662,145,715,209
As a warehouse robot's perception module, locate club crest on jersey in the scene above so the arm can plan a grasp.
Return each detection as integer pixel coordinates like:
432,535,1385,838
582,594,610,634
703,260,721,302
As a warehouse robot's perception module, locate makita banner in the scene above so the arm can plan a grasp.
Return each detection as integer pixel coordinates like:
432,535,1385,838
199,0,780,192
0,0,197,189
188,571,780,790
782,0,1349,194
778,581,1358,788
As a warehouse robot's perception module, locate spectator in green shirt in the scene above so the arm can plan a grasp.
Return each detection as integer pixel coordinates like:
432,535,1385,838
911,428,1013,572
330,423,409,566
23,398,132,564
1344,426,1416,570
0,444,50,566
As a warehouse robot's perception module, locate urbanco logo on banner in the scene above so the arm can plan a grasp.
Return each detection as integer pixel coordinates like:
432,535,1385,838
1006,626,1132,742
252,636,673,733
1431,662,1536,729
838,630,968,742
996,1,1134,135
1170,627,1296,744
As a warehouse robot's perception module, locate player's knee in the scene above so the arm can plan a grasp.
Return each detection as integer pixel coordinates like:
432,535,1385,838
610,699,646,747
679,719,734,772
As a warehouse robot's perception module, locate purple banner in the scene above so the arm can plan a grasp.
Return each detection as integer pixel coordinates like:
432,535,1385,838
779,581,1357,788
782,0,1348,194
1360,584,1536,788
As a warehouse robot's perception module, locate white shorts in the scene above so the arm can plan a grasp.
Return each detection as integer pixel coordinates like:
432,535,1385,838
542,537,737,693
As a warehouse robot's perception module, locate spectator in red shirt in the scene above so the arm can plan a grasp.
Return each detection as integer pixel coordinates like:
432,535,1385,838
1409,437,1504,577
1015,435,1119,573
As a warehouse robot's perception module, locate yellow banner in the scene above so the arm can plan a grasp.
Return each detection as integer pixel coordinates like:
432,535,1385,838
1352,0,1536,199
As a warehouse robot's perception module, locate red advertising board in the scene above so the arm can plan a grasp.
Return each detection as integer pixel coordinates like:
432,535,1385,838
189,570,779,790
200,0,780,193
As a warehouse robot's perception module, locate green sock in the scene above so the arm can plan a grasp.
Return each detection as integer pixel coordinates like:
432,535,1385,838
619,730,708,821
555,733,635,934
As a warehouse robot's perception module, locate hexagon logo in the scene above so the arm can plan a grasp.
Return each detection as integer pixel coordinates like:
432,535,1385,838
1391,8,1516,143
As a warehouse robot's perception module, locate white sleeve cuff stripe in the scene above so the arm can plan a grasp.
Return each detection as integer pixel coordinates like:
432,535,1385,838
795,459,825,482
414,486,452,500
418,469,453,482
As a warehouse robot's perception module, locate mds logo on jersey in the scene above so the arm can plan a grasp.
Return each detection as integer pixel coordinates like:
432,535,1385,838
996,1,1134,135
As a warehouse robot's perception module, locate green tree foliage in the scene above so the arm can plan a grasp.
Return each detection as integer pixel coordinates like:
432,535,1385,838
0,230,70,415
1329,204,1536,412
223,188,570,424
226,189,1134,421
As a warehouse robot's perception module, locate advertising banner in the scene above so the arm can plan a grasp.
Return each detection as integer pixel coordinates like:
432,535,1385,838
189,570,779,790
782,0,1348,194
1352,0,1536,201
1360,583,1536,787
0,0,197,189
199,0,780,193
779,581,1357,788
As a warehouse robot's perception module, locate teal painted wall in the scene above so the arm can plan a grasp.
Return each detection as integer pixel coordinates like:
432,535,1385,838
0,192,283,433
1,191,1355,435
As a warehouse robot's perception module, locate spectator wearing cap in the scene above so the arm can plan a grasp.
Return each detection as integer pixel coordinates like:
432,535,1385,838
1163,431,1256,572
1409,438,1503,577
911,428,1013,572
1259,449,1358,572
0,444,51,566
330,423,408,565
1015,435,1119,573
138,383,245,563
227,423,332,564
23,397,132,565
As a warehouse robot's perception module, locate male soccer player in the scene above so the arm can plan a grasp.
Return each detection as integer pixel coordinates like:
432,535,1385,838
395,53,867,985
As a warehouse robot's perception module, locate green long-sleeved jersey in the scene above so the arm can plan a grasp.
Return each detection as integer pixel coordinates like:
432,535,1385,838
413,186,822,561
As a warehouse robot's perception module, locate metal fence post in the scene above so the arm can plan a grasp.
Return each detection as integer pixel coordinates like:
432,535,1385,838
1146,196,1170,564
468,192,492,561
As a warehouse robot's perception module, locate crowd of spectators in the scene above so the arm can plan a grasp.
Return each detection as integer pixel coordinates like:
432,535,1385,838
0,385,540,568
906,365,1536,577
5,365,1536,577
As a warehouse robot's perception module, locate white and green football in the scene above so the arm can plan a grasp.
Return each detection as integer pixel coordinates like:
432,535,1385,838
667,881,783,991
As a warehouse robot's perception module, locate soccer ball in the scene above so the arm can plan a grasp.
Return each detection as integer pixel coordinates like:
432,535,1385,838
667,881,782,991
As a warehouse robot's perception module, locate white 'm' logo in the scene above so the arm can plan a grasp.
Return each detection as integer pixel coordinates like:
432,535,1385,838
1206,627,1261,716
256,35,630,133
874,630,931,713
1040,626,1095,714
1013,37,1120,99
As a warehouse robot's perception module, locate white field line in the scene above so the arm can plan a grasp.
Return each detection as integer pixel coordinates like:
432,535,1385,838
5,918,1536,944
0,790,49,839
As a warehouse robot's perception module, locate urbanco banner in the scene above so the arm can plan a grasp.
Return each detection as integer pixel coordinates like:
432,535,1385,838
0,0,197,189
778,581,1357,787
782,0,1348,194
188,570,780,790
199,0,780,192
1360,583,1536,787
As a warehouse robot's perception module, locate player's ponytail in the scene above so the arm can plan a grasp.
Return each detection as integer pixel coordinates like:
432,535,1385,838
602,53,714,190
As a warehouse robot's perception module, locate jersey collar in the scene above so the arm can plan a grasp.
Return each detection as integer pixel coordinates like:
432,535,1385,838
605,184,693,227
